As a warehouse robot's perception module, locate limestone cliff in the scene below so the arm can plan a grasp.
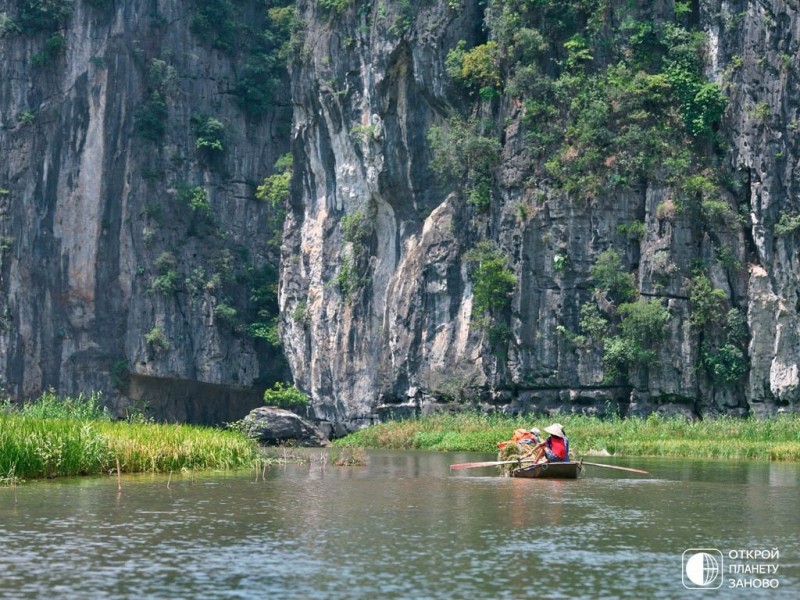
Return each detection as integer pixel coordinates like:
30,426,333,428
0,0,290,421
280,0,799,432
2,0,798,430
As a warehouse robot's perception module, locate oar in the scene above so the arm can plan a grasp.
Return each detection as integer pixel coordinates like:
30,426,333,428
450,458,537,470
580,461,650,475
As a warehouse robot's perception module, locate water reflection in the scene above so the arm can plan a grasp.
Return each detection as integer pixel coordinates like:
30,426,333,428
0,453,798,599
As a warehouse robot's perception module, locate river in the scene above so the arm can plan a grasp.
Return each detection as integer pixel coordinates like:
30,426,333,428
1,452,797,599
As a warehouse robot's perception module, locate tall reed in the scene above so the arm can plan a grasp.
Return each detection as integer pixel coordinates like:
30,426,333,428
0,392,258,481
334,412,800,461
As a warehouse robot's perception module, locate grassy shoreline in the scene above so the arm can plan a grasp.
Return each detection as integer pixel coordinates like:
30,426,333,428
1,392,258,482
334,412,800,462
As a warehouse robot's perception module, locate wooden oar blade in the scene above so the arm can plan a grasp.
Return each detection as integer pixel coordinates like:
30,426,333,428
450,460,511,470
450,458,537,470
581,461,650,475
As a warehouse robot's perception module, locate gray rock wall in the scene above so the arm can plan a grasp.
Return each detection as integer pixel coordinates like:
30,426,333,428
280,0,799,431
708,0,800,412
2,0,798,429
0,0,290,422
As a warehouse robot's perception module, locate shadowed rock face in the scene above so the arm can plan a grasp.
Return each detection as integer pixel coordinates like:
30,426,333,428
0,0,290,422
280,0,800,431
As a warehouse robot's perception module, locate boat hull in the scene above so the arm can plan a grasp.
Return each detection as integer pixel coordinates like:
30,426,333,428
509,461,582,479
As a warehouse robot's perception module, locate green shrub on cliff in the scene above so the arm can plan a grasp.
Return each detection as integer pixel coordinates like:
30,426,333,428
453,1,729,202
31,32,65,67
263,382,310,408
688,273,749,384
464,241,517,319
179,186,211,215
145,326,170,352
775,213,800,236
688,273,726,329
701,342,747,384
136,99,168,142
590,249,637,304
341,210,370,244
192,114,225,153
428,117,501,210
135,59,177,143
446,40,503,95
256,153,292,207
150,252,179,295
17,0,72,33
191,0,241,52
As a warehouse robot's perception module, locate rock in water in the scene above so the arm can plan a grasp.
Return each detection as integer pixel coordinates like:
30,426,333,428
243,407,329,447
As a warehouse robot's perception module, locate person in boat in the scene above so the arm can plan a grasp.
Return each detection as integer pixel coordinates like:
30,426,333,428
497,427,541,451
527,423,569,463
521,427,541,449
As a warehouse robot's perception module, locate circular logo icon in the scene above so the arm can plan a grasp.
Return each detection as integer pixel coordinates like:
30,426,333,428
685,552,720,587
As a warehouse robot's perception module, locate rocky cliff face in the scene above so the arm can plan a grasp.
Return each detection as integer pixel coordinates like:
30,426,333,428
280,0,800,432
2,0,797,430
0,0,290,422
714,0,800,413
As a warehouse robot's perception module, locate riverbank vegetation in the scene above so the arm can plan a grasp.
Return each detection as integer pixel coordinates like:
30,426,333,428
0,391,258,482
334,412,800,461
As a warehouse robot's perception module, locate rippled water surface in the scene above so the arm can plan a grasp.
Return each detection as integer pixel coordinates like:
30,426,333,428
1,452,798,599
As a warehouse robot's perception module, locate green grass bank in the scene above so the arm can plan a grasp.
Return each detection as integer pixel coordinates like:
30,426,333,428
334,412,800,461
0,392,258,482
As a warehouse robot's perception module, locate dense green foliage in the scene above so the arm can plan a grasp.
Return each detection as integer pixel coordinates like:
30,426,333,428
256,153,293,207
0,392,257,481
775,213,800,236
263,382,310,408
689,273,749,383
135,59,178,142
508,10,727,200
341,210,370,245
464,241,516,348
335,412,800,461
446,40,503,98
602,299,671,380
464,241,517,318
31,32,66,66
590,249,637,304
192,114,226,153
16,0,72,33
179,185,211,215
145,326,170,352
428,117,501,211
191,0,296,116
433,2,739,369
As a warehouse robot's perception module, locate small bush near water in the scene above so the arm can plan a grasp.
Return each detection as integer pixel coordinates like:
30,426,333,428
334,412,800,462
0,392,258,482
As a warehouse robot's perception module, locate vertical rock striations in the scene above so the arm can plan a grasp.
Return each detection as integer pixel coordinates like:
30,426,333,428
1,0,798,429
0,0,290,421
708,0,800,413
281,0,799,431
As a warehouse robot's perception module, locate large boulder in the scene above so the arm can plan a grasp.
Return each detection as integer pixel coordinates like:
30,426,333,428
243,406,329,447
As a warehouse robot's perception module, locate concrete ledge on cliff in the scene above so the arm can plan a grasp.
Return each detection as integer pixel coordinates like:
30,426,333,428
243,406,330,447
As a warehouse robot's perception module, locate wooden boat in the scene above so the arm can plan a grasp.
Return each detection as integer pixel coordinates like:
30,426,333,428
508,461,582,479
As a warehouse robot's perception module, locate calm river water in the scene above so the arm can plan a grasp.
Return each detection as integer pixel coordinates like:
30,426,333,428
1,451,798,599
